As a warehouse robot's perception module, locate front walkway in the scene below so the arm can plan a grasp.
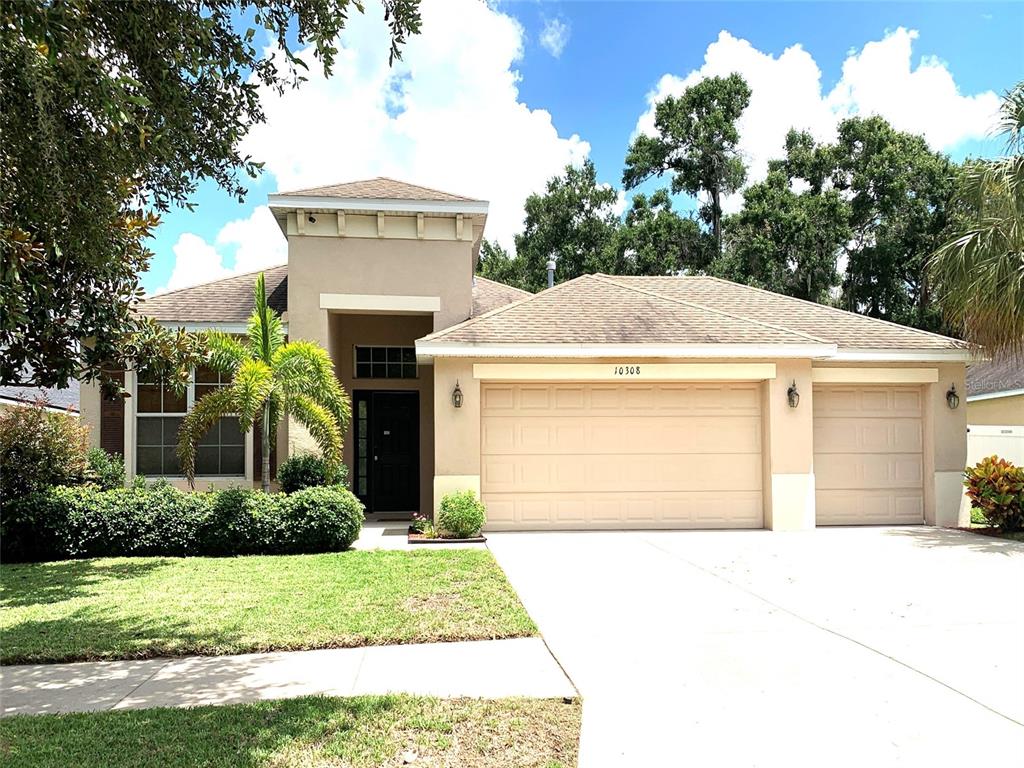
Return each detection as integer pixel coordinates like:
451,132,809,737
0,638,575,716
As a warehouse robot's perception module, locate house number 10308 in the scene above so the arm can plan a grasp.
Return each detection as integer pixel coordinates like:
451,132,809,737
613,365,641,376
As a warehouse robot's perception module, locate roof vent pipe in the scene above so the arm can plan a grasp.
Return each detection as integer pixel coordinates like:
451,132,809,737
546,258,556,289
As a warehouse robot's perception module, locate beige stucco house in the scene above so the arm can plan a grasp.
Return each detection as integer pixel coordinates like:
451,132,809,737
965,356,1024,466
80,177,976,531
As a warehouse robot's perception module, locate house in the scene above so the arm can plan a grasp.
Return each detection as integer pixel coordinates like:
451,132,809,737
965,356,1024,465
0,381,80,414
79,177,974,531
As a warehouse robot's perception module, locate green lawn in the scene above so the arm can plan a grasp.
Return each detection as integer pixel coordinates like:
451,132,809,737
0,550,536,664
0,695,581,768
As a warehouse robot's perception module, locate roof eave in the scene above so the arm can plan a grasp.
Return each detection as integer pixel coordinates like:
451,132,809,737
966,388,1024,402
268,194,489,217
830,348,979,363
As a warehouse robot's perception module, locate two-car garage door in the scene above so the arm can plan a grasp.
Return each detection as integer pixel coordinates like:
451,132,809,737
481,382,764,530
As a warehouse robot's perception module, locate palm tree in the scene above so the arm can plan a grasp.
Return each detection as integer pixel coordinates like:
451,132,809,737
930,81,1024,358
177,272,350,491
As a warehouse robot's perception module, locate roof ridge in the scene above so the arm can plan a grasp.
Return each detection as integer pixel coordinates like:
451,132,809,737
141,264,287,302
420,274,593,343
593,274,833,345
699,275,969,347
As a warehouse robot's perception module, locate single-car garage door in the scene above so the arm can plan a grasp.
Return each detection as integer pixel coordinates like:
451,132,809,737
480,382,763,530
813,385,924,525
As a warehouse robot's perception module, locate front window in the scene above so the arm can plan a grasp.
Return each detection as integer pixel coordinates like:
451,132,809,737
354,346,417,379
136,367,245,477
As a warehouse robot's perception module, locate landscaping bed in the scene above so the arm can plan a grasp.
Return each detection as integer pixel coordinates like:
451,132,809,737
0,550,536,665
408,526,487,544
0,694,581,768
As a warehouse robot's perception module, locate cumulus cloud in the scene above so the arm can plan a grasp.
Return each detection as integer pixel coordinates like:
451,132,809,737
539,17,570,58
635,28,1000,212
156,206,286,294
158,0,589,292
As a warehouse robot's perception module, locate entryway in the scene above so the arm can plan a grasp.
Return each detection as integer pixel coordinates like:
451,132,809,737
353,391,419,514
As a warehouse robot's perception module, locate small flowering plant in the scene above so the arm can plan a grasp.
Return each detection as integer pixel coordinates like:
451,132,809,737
410,511,437,538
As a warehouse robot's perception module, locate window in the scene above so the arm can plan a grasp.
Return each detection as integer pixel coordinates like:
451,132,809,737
355,396,369,498
136,367,245,478
354,346,417,379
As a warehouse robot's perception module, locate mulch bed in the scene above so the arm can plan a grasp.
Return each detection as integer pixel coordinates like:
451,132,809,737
408,527,486,544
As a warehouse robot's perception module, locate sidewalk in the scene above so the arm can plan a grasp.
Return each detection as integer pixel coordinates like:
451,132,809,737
0,638,576,716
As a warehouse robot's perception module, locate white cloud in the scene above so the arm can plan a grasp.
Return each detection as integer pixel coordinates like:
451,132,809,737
539,17,570,58
156,206,286,294
635,28,1000,212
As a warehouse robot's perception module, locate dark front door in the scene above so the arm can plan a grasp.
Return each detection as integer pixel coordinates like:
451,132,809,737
355,391,419,513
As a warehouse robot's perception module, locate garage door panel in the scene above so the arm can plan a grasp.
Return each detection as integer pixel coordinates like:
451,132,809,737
813,384,924,526
815,489,924,525
483,491,763,530
481,382,763,530
481,415,760,455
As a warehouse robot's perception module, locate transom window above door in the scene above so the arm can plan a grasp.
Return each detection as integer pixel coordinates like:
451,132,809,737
354,346,417,379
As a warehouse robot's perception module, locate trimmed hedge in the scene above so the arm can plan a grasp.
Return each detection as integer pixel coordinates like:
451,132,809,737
277,454,347,494
438,489,487,539
1,484,364,563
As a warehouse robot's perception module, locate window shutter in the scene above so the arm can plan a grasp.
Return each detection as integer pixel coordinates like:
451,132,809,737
100,370,126,457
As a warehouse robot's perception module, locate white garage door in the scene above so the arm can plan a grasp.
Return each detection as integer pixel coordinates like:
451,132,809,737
480,382,764,530
813,385,924,525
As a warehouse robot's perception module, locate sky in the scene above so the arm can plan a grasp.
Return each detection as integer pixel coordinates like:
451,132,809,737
143,0,1024,295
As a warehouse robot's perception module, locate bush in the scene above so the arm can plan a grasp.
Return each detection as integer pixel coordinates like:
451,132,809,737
0,484,364,563
86,448,125,490
278,453,347,493
0,401,90,500
964,456,1024,531
437,489,487,538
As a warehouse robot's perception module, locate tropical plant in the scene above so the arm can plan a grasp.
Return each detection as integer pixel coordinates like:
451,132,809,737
963,455,1024,531
930,81,1024,358
177,272,351,492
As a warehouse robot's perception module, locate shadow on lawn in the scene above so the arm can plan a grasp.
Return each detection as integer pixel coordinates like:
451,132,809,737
1,695,403,768
885,526,1024,555
0,559,170,609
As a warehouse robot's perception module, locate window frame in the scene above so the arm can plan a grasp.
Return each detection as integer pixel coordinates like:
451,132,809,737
133,367,248,480
353,345,418,380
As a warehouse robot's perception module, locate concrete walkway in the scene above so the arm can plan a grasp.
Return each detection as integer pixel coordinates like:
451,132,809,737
0,638,575,716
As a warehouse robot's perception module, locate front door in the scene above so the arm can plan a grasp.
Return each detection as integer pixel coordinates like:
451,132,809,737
354,391,419,513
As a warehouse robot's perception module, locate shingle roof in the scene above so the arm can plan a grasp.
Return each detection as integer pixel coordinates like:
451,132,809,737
137,265,288,323
421,274,830,346
0,381,80,412
276,177,480,203
420,274,969,352
135,266,527,324
967,355,1024,397
472,276,532,317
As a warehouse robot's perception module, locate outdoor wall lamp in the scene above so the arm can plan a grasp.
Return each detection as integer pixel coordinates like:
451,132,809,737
946,384,960,410
451,380,464,409
787,381,800,408
307,214,317,224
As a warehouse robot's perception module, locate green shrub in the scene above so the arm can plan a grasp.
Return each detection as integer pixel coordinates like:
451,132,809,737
278,454,347,493
437,489,486,538
0,484,364,563
86,447,125,490
964,456,1024,531
0,401,90,499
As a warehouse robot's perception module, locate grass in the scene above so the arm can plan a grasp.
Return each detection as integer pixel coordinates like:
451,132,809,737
0,550,537,664
0,694,581,768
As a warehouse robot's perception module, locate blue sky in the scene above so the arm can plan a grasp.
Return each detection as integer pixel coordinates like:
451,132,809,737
144,1,1024,294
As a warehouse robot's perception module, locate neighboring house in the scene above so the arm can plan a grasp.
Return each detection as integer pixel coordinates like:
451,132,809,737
79,177,974,531
0,381,80,414
966,356,1024,465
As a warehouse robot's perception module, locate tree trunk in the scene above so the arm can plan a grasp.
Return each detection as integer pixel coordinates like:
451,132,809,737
261,401,272,493
712,187,722,256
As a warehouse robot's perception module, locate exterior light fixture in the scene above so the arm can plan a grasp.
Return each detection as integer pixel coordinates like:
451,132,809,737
946,384,960,410
451,380,464,409
307,214,317,224
787,381,800,408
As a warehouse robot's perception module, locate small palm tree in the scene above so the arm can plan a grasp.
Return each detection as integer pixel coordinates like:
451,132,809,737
178,272,350,491
930,81,1024,358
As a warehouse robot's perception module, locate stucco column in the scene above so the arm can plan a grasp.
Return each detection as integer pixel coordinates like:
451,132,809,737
432,357,481,518
764,359,815,530
924,362,968,527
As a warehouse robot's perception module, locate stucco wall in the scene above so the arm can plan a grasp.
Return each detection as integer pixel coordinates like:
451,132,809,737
79,380,102,448
967,394,1024,426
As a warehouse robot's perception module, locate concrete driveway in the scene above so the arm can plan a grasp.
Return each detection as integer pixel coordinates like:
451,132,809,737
487,527,1024,767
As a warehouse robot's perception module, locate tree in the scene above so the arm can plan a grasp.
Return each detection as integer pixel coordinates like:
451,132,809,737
715,170,849,302
178,273,350,492
608,190,711,276
514,161,621,292
774,121,960,331
930,82,1024,358
476,239,527,288
1,0,421,389
622,73,751,255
